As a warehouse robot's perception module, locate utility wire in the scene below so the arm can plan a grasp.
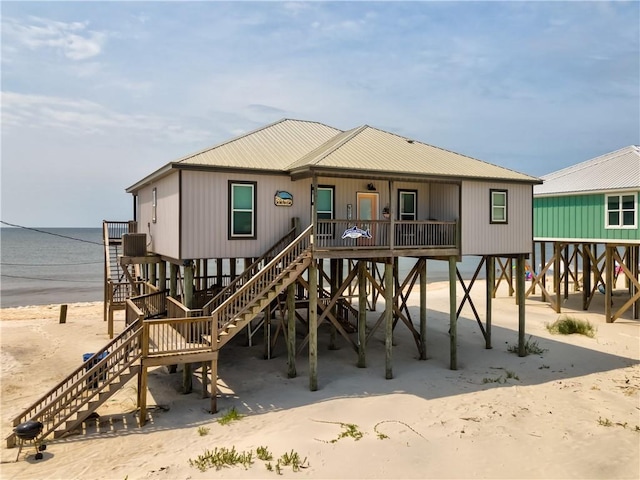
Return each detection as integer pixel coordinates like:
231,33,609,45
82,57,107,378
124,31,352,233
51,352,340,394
1,274,102,283
0,221,104,246
1,261,103,266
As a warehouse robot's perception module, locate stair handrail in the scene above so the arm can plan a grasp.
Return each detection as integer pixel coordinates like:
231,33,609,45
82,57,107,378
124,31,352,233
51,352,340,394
202,225,298,315
212,225,312,332
7,321,143,445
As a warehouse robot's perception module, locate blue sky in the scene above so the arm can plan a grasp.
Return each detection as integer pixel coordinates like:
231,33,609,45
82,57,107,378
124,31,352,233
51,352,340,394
2,1,639,227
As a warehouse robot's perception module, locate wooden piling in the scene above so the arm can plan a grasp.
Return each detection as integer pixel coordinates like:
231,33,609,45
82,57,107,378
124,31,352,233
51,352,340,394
287,283,296,378
449,255,457,370
309,260,318,391
485,256,494,349
357,260,367,368
59,304,68,324
419,258,427,360
384,259,393,379
516,254,526,357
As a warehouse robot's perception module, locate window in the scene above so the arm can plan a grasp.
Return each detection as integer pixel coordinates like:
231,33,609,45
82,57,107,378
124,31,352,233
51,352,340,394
229,181,256,238
152,188,157,224
315,185,335,237
490,189,508,224
398,190,417,220
606,193,637,229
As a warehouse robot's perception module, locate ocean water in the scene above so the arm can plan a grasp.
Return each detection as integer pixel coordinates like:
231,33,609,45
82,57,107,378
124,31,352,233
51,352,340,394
0,226,491,308
0,228,104,308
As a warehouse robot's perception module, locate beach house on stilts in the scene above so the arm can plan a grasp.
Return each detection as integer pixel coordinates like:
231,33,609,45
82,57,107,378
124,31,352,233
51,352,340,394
530,145,640,321
7,119,541,447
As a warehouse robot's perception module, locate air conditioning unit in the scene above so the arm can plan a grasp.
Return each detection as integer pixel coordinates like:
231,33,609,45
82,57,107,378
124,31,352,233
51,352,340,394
122,233,147,256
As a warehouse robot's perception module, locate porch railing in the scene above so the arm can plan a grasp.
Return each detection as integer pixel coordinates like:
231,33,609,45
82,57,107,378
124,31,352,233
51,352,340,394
315,219,457,250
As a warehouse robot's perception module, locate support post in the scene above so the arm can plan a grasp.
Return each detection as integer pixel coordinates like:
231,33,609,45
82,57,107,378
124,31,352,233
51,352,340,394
449,255,457,370
139,366,148,426
384,259,394,379
486,256,494,349
158,261,167,291
210,352,218,413
183,262,194,394
554,242,562,313
59,304,68,324
419,258,427,360
170,263,178,299
605,245,613,323
309,259,318,391
287,283,296,377
516,254,526,357
357,260,367,368
329,259,338,350
583,244,591,310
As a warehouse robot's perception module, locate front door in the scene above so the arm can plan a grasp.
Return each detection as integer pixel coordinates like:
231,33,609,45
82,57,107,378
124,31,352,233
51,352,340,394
357,192,378,245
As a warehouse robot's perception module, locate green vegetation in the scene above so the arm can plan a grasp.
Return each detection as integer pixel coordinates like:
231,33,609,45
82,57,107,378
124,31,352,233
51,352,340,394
188,446,253,471
313,420,364,443
217,407,244,426
482,369,519,384
197,426,210,436
547,316,596,337
188,446,308,474
507,336,547,356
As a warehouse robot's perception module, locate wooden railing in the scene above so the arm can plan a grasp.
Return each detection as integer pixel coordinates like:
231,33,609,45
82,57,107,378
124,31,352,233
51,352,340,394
7,322,143,447
212,226,312,331
143,316,217,357
167,296,204,318
103,220,137,241
202,225,299,316
129,290,168,319
315,219,457,250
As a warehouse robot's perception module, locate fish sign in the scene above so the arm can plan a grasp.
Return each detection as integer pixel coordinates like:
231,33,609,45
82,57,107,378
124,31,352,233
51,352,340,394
341,226,372,239
274,190,293,207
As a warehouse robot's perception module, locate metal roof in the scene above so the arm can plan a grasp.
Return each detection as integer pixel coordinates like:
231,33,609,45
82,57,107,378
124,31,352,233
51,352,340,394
127,118,541,192
176,118,342,170
288,125,540,182
534,145,640,196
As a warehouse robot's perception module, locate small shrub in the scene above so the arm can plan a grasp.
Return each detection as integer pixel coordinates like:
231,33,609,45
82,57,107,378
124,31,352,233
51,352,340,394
547,316,596,337
188,446,253,471
508,336,547,356
197,426,210,436
278,450,308,472
218,407,244,426
257,446,273,461
598,417,613,427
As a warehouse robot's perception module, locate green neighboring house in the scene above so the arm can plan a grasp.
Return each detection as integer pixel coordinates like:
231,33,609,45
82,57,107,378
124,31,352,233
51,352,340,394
534,145,640,243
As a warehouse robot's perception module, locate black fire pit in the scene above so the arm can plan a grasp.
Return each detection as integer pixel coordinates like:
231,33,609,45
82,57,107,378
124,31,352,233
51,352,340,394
14,420,46,461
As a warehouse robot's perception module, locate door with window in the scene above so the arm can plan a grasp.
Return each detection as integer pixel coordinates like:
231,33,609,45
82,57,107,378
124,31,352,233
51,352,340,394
357,192,378,245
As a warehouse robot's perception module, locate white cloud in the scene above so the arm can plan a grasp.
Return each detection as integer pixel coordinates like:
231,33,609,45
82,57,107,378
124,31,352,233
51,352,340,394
2,16,106,60
1,91,211,144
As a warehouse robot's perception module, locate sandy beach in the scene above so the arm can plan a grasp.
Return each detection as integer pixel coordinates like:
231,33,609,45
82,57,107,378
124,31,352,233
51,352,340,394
1,281,638,479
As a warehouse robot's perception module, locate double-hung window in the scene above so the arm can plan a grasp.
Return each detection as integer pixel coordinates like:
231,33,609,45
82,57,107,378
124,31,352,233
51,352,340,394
606,193,637,229
398,190,417,220
229,181,256,239
490,189,508,224
316,185,335,237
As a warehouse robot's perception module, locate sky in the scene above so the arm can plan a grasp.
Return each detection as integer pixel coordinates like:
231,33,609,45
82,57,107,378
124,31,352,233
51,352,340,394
1,1,639,227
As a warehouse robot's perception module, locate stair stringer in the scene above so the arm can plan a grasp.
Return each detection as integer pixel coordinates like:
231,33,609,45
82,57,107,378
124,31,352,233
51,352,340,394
216,255,311,349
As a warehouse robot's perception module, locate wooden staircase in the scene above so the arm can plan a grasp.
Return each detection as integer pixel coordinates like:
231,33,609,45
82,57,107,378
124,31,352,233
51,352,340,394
5,322,143,448
206,225,313,349
6,226,313,447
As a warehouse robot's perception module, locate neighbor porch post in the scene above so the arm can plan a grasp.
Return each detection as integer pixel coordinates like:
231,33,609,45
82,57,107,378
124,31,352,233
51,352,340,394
449,255,457,370
384,258,394,379
516,254,526,357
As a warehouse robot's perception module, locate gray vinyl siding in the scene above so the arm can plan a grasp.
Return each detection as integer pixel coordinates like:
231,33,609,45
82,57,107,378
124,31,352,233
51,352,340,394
181,171,309,259
461,181,533,255
429,183,460,221
137,172,180,259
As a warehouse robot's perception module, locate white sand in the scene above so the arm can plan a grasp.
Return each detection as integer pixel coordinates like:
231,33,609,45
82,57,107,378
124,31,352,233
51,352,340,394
1,281,638,479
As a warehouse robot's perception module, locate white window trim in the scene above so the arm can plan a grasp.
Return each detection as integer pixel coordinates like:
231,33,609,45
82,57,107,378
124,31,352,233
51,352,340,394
490,189,508,224
605,192,637,229
230,182,256,238
398,190,417,221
